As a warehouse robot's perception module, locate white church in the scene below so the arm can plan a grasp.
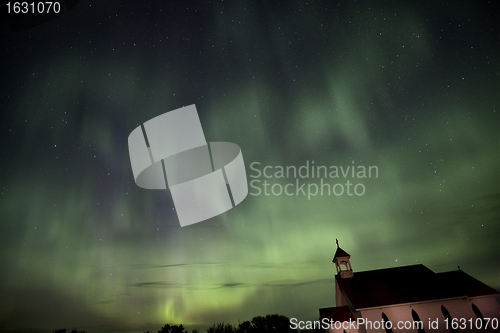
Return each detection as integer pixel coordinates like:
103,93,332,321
319,241,500,332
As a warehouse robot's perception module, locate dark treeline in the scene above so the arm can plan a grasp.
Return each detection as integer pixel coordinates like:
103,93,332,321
54,314,324,333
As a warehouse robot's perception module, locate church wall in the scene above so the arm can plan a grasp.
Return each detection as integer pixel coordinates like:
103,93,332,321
468,296,500,318
410,300,451,332
324,323,361,333
359,307,415,333
466,296,500,331
323,310,366,333
410,299,473,333
356,297,500,333
441,298,493,332
335,279,347,307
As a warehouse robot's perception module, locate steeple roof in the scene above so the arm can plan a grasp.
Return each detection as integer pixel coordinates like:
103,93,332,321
333,247,350,259
332,239,350,262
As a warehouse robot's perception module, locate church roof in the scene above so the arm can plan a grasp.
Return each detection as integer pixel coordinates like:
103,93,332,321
332,247,350,261
319,305,355,323
336,264,499,310
435,270,500,298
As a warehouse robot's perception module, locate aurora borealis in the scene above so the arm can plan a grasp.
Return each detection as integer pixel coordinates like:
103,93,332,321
0,1,498,332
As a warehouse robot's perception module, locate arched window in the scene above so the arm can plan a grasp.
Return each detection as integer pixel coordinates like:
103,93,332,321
411,309,425,333
472,303,489,331
441,305,458,333
381,312,394,333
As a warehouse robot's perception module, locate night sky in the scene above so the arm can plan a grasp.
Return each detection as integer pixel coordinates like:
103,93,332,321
1,1,498,332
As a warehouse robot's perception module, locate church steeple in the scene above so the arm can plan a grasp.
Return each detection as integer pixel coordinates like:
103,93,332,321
333,239,354,278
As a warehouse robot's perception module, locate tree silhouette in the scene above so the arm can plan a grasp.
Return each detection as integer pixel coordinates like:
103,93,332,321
158,323,188,333
236,314,296,333
206,322,236,333
54,313,301,333
236,320,252,333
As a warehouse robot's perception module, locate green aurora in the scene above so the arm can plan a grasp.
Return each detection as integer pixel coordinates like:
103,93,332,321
0,1,498,332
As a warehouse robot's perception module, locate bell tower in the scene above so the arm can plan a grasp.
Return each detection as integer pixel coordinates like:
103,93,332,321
333,239,354,278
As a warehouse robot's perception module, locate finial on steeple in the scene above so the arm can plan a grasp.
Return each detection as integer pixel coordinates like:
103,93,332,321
336,238,339,248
